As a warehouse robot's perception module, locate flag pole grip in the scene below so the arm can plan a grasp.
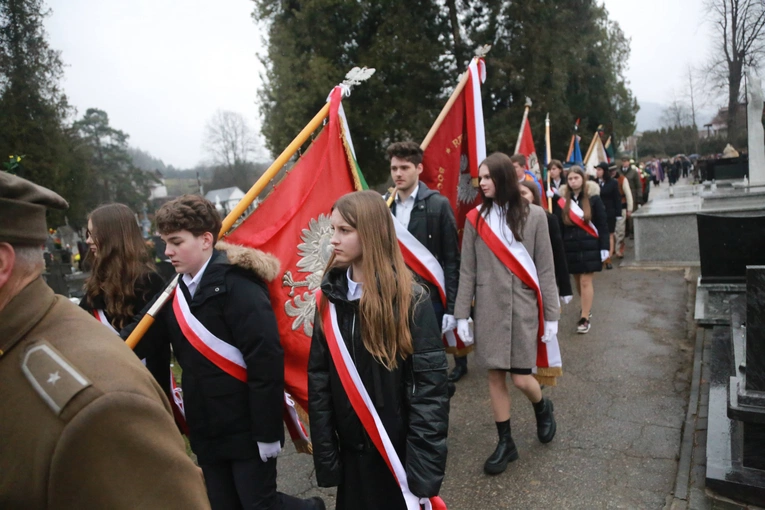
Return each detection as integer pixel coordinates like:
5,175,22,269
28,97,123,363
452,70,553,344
127,104,330,351
421,70,471,151
125,274,180,349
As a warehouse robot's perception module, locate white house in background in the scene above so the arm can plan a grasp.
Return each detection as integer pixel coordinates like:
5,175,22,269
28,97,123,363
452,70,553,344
205,187,260,217
149,170,168,200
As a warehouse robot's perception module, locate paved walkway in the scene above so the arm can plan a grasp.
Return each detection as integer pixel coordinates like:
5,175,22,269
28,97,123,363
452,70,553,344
277,246,695,509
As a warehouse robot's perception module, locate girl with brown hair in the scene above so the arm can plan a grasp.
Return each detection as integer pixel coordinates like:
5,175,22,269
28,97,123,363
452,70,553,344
308,190,449,510
454,152,560,476
80,203,168,390
553,166,609,334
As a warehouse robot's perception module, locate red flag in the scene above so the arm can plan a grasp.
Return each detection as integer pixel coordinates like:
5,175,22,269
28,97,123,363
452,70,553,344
515,113,541,179
421,58,486,240
224,87,363,411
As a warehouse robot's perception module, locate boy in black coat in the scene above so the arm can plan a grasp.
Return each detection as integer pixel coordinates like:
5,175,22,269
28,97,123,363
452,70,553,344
124,195,324,510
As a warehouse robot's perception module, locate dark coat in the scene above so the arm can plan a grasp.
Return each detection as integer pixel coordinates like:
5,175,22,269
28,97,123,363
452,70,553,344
546,211,572,297
384,183,460,315
80,271,169,394
598,179,623,226
555,193,610,274
124,244,284,464
308,268,449,509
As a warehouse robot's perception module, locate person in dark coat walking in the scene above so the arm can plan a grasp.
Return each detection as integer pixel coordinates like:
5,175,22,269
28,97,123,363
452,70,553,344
124,195,323,510
519,180,573,302
308,191,449,510
79,204,168,392
553,166,609,334
382,141,465,383
595,163,622,269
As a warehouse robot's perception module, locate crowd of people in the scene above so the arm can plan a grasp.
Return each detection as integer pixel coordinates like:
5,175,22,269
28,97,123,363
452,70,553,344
1,145,648,509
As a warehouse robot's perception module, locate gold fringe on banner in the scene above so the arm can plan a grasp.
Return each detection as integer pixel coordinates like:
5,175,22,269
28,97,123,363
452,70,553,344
293,402,313,454
446,345,474,356
533,366,563,387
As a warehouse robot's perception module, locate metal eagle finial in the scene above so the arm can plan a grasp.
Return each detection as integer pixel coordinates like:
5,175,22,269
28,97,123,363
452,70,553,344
342,67,376,88
525,97,533,108
474,44,492,58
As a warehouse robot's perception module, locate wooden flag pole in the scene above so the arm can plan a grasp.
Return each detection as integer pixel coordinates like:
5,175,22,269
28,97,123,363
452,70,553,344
545,113,553,212
124,66,378,351
421,70,471,151
582,130,598,169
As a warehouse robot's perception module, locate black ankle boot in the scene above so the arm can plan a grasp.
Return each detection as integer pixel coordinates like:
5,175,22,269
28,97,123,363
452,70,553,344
483,419,519,475
533,397,557,444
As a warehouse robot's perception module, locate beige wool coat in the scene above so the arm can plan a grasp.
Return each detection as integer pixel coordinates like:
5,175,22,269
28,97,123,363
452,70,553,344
454,204,560,370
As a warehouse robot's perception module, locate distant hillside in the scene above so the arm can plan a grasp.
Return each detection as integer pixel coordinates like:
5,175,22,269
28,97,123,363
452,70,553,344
635,99,718,133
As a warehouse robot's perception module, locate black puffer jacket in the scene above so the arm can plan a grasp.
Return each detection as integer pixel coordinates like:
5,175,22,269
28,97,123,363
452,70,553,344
308,268,449,508
384,183,460,315
546,211,572,297
124,244,285,464
555,193,610,274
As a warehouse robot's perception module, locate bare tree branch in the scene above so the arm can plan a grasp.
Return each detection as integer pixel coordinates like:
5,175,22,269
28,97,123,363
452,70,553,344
203,110,257,170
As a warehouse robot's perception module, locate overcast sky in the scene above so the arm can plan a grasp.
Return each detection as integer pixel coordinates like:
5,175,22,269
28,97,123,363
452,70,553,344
46,0,714,169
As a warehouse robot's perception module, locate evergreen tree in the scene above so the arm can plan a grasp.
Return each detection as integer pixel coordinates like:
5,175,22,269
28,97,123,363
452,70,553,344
73,108,155,212
463,0,638,159
0,0,84,225
253,0,454,184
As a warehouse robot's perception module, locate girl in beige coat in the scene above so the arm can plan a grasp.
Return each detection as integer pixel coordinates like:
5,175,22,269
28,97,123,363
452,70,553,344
454,153,560,475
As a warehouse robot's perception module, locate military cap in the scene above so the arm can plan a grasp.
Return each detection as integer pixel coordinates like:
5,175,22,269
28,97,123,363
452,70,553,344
0,171,68,245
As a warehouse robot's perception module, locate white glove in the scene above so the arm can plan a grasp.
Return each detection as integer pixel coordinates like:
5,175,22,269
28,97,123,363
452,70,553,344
457,318,473,346
441,314,456,335
542,321,558,344
546,189,554,198
560,295,573,305
257,441,281,462
600,250,609,262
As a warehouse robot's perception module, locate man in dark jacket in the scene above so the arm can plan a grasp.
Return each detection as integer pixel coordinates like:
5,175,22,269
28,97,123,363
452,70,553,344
616,156,642,255
383,142,466,383
124,195,323,510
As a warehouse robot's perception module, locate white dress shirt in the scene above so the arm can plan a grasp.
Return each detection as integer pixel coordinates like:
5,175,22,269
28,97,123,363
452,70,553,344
346,268,363,301
182,254,213,298
394,183,419,229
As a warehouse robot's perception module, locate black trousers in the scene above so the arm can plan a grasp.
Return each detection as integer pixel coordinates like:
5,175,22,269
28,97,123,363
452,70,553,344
201,457,315,510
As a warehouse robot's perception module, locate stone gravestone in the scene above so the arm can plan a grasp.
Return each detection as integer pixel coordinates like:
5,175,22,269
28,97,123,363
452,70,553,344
696,213,765,284
747,73,765,185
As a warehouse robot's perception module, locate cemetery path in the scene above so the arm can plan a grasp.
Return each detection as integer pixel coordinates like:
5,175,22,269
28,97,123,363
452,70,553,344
277,250,695,509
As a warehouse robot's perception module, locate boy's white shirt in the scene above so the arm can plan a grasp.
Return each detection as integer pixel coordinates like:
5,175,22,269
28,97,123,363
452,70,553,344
182,252,213,298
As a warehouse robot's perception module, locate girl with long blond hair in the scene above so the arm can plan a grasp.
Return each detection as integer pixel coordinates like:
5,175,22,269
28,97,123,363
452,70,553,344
308,190,449,510
80,203,168,390
553,166,609,334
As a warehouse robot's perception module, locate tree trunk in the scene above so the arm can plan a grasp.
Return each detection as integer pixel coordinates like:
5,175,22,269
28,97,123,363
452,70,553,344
445,0,465,67
728,59,743,143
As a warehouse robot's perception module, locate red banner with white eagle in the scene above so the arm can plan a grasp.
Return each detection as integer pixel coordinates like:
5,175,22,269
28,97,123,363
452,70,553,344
224,87,363,412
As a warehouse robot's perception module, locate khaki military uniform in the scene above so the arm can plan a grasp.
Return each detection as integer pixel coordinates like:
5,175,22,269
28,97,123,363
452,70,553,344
0,278,211,509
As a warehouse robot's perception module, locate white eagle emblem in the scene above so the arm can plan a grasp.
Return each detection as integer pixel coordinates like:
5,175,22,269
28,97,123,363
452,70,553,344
283,214,334,336
457,154,478,205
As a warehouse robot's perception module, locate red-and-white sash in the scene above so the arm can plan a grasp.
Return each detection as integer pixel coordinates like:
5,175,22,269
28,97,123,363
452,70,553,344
172,288,308,445
466,206,561,370
557,197,598,238
391,212,467,351
317,291,447,510
93,309,118,334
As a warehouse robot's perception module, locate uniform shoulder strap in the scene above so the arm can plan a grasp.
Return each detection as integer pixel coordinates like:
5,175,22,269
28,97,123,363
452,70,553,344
21,341,93,416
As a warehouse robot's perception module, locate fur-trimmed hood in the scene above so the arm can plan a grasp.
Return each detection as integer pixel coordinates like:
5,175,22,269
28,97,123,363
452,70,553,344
215,241,281,283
